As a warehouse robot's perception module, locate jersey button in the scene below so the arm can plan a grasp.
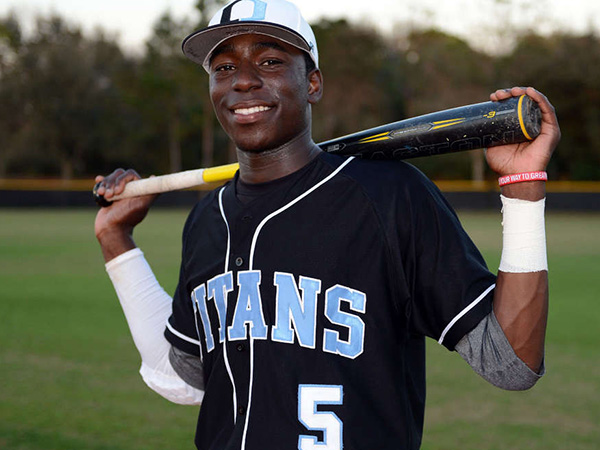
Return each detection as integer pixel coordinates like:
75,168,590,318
236,343,245,352
242,214,252,222
238,406,246,416
235,257,244,267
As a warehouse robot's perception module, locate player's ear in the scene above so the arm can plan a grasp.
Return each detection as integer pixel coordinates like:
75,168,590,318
307,68,323,104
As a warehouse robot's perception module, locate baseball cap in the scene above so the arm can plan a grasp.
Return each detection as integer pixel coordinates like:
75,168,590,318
182,0,319,72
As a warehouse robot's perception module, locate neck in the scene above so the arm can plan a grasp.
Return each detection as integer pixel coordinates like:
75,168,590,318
236,128,322,184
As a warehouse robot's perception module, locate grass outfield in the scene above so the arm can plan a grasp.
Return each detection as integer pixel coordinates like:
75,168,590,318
0,208,598,449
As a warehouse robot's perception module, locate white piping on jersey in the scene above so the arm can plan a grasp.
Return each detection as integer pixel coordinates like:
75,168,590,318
166,321,201,346
241,337,256,450
219,186,232,271
438,283,496,345
248,157,355,271
240,156,355,450
218,186,238,424
191,291,204,362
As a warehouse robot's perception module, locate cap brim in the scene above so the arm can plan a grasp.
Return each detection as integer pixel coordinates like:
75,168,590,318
182,22,313,71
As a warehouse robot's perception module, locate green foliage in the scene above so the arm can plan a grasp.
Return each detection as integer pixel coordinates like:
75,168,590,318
0,13,21,63
194,0,229,28
392,29,496,180
499,33,600,180
0,10,599,179
0,15,141,178
312,19,400,141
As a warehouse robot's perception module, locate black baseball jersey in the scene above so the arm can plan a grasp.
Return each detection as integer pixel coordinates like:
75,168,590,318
165,152,496,450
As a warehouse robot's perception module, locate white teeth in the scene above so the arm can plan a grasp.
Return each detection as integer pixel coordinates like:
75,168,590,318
234,105,272,115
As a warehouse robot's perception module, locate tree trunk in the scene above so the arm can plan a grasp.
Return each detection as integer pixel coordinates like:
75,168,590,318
169,113,182,173
0,157,6,178
0,144,7,177
60,156,74,180
471,149,485,181
202,96,214,168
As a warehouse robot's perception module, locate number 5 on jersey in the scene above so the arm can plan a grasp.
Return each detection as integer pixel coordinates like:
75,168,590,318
298,385,344,450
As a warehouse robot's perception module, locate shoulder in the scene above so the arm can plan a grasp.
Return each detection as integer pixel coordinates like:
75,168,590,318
319,152,443,204
318,153,462,235
181,183,230,241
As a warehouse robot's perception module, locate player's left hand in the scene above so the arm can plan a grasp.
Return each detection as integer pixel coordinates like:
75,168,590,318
485,86,560,176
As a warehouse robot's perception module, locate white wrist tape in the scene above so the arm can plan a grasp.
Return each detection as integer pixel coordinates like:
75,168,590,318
499,195,547,273
106,248,204,404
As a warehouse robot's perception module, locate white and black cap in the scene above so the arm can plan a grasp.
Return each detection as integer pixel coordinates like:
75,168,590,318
182,0,319,72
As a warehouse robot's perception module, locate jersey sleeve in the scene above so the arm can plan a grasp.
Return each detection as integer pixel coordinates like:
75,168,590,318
165,264,203,357
164,202,206,358
401,166,496,350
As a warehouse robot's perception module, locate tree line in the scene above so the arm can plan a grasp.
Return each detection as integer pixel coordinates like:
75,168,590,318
1,6,599,181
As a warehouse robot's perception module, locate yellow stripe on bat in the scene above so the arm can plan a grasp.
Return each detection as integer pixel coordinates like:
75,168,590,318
517,94,534,140
360,135,393,143
430,118,466,130
202,163,239,183
359,131,391,143
432,118,466,125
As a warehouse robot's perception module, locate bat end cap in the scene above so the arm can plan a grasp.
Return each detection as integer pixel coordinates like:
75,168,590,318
93,181,113,207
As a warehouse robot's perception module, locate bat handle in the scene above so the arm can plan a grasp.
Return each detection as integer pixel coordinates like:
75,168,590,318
92,163,240,207
93,182,112,207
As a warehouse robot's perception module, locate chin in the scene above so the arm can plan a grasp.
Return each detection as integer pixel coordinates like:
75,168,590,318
232,133,291,154
228,123,310,155
236,143,280,154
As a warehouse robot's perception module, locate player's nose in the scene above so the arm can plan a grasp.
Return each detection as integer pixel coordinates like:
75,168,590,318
232,60,263,92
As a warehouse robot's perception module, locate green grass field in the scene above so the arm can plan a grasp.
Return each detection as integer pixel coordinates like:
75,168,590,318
0,208,598,450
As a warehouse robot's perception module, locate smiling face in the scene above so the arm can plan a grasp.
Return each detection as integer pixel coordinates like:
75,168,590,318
208,33,322,153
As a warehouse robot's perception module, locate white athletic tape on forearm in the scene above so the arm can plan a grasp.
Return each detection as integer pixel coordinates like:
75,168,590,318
499,195,547,273
106,249,204,404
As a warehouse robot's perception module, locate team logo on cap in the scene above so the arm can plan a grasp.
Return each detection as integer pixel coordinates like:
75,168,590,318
220,0,268,24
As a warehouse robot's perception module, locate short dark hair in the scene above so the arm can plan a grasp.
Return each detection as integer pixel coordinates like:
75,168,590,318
303,52,316,75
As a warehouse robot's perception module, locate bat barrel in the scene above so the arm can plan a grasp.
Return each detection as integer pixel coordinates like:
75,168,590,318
318,95,541,160
94,96,542,206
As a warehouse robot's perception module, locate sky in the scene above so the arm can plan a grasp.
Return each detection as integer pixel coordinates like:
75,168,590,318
1,0,599,54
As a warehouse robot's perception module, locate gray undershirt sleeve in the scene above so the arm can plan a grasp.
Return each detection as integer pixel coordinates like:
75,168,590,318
169,346,205,391
168,310,544,392
455,310,545,391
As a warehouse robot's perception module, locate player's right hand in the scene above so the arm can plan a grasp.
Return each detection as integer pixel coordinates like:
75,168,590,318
94,168,158,261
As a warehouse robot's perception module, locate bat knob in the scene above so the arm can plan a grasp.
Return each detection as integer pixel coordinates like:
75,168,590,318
93,181,113,207
521,95,542,140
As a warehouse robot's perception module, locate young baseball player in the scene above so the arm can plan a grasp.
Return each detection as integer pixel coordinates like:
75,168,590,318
94,1,561,449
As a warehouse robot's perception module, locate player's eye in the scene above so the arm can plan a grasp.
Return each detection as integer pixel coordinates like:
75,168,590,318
214,63,235,72
260,59,282,67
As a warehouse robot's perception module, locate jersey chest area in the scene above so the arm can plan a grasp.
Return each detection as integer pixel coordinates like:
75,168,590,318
179,164,429,450
183,182,405,364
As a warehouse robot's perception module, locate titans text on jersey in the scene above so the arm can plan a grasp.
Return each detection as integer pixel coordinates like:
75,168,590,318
193,270,367,360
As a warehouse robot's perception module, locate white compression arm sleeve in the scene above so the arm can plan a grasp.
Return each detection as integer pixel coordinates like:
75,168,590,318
105,248,204,405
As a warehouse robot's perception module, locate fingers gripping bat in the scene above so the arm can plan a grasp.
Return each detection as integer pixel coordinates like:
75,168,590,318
94,95,541,206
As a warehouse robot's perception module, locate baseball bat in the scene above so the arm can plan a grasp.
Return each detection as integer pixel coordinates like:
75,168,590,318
94,95,540,206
